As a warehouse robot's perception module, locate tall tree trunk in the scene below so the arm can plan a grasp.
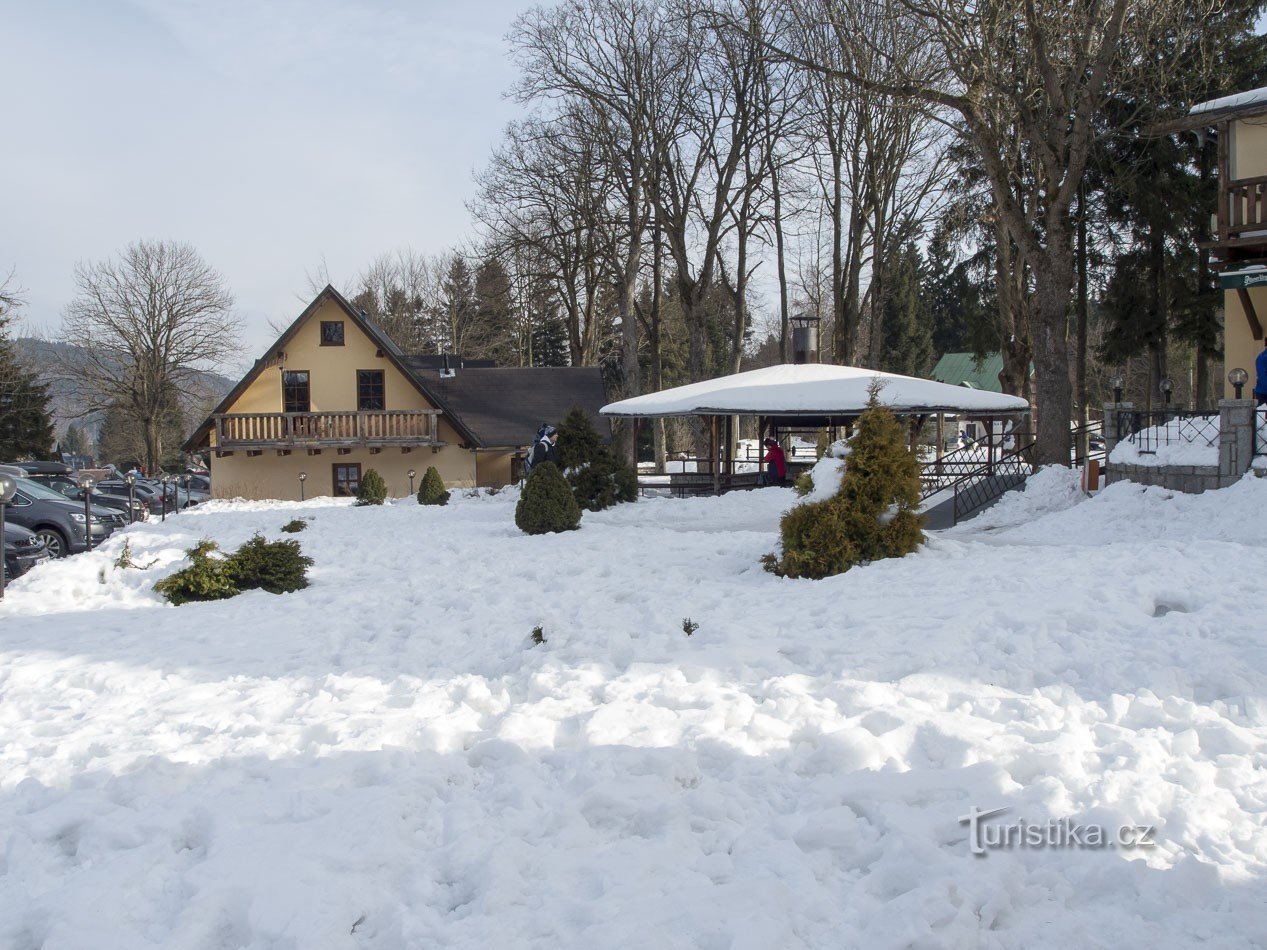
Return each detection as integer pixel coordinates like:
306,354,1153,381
769,155,790,363
1031,244,1075,467
1076,180,1089,459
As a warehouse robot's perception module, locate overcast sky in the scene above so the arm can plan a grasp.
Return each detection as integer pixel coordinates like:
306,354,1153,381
1,0,529,369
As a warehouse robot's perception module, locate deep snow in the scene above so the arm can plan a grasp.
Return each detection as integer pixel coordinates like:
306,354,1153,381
2,474,1266,948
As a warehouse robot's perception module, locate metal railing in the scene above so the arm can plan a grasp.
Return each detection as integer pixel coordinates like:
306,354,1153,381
213,409,442,448
1256,407,1267,456
920,439,1034,524
1112,410,1219,455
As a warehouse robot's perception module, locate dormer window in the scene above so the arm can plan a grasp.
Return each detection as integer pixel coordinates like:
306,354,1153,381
320,321,345,346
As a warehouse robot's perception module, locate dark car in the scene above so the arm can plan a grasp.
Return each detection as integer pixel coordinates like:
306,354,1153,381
4,477,124,557
3,522,50,580
97,479,171,515
23,473,149,522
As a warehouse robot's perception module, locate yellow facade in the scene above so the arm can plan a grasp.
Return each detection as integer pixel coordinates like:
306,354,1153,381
1223,115,1267,397
207,296,513,499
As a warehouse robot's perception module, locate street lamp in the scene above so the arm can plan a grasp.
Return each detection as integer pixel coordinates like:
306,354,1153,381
407,468,417,494
0,473,16,600
124,472,137,524
1110,373,1125,405
1159,376,1174,409
1229,367,1249,400
160,475,169,522
298,471,307,502
76,472,96,550
179,473,191,514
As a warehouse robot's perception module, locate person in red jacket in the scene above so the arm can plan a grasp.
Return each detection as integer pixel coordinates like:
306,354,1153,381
760,437,787,487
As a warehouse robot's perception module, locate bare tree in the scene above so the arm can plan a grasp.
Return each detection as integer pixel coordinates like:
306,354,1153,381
58,240,239,473
756,0,1218,464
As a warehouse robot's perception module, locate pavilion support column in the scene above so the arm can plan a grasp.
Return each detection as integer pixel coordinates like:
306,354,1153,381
710,416,720,495
936,414,945,476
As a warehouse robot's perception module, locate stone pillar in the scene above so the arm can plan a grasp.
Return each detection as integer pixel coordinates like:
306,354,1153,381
1218,399,1256,484
1102,403,1133,457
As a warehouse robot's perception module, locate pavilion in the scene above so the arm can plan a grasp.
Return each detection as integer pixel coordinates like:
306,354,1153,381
601,363,1031,493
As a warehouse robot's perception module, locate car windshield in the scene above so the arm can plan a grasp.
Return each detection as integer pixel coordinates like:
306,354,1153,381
15,478,79,502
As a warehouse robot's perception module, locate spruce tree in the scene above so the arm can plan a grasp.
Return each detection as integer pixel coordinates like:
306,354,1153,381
555,405,636,511
417,465,450,506
355,469,388,506
766,397,923,579
515,462,582,534
0,307,54,459
878,243,934,378
556,405,603,470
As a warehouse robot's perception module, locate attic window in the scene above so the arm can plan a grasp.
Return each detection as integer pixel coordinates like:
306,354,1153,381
320,321,345,346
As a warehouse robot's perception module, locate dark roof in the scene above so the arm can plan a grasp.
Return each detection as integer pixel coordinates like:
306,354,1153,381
415,366,610,448
185,285,609,452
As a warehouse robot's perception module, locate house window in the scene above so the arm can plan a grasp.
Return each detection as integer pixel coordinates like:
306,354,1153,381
357,370,385,411
283,370,310,413
333,463,361,497
320,321,345,346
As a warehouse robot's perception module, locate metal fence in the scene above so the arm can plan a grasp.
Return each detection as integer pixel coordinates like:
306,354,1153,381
1113,410,1220,455
1257,407,1267,456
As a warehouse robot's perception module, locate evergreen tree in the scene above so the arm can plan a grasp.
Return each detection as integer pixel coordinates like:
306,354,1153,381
530,297,570,367
878,243,934,377
0,297,54,460
473,256,517,364
417,466,450,506
924,222,996,359
556,405,603,470
514,462,582,534
355,469,388,506
554,405,637,511
62,423,89,457
766,396,924,579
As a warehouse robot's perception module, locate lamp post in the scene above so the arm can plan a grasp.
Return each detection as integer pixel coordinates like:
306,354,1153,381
160,475,169,522
1110,373,1125,405
76,472,96,550
1229,367,1249,400
1159,376,1174,412
0,473,15,600
407,469,417,494
298,471,307,502
124,472,137,523
180,473,191,514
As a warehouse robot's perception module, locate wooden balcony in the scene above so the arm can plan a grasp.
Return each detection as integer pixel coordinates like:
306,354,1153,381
213,410,442,450
1206,175,1267,266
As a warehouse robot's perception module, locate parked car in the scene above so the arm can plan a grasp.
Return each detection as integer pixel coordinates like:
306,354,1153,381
4,477,124,557
23,473,149,522
3,522,50,580
97,480,169,515
185,473,211,493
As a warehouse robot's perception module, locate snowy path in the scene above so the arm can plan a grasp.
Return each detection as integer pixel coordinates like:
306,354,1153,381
1,474,1266,948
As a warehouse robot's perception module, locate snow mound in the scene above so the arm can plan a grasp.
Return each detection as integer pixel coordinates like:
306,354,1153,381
2,482,1267,947
800,455,846,503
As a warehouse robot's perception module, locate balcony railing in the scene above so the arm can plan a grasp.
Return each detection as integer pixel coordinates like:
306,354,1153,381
213,410,441,449
1214,174,1267,248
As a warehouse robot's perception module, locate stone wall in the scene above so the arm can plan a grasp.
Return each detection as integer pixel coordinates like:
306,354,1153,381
1104,400,1258,494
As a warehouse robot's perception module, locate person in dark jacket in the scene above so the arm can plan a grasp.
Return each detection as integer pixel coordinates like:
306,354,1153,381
529,425,559,470
1255,338,1267,406
759,437,787,486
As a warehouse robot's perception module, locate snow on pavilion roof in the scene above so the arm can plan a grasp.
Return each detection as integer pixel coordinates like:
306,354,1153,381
600,363,1030,419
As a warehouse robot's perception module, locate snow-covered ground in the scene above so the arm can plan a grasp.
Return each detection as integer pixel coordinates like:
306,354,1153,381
2,474,1267,948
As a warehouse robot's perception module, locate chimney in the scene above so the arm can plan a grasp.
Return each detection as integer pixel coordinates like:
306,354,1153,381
791,313,820,364
440,353,455,379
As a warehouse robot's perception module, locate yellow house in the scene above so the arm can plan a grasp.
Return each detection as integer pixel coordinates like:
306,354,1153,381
1166,88,1267,397
184,286,609,500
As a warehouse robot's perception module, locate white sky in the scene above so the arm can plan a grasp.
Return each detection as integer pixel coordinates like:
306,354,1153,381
0,0,528,370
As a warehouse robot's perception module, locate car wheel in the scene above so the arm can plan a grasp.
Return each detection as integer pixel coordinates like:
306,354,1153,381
35,528,68,558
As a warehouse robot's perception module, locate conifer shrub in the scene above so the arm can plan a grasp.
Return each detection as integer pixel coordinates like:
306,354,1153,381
154,535,313,604
154,539,239,606
417,465,450,506
281,518,307,533
514,462,582,534
555,405,603,470
224,534,313,595
355,469,388,506
765,398,924,579
555,405,637,511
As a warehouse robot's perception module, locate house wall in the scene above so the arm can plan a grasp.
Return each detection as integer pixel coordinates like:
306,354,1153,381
1224,285,1267,399
475,450,515,489
210,446,476,500
1230,116,1267,180
209,297,482,499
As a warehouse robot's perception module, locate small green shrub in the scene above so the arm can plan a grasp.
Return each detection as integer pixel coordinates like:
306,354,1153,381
568,447,637,512
154,539,239,606
224,534,313,595
793,472,814,497
765,399,924,579
531,625,546,645
555,405,603,470
417,466,450,506
113,539,157,570
515,462,582,534
355,469,388,506
281,518,308,533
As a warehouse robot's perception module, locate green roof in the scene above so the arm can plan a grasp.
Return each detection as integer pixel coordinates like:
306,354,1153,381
930,352,1004,393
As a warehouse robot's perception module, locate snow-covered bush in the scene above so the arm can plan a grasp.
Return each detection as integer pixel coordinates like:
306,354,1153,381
515,462,582,534
355,469,388,506
153,539,239,606
766,400,923,579
417,466,450,506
